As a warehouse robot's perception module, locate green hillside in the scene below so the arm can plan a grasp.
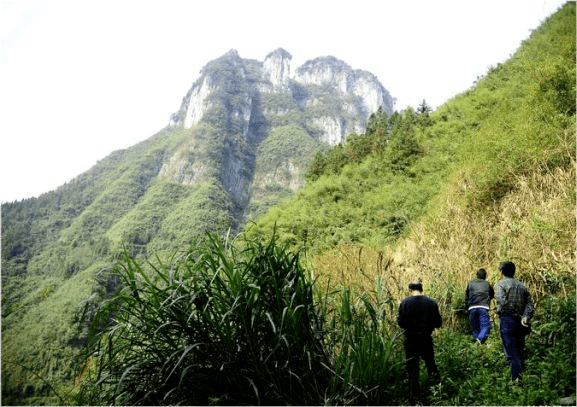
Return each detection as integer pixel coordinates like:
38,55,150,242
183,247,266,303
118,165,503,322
245,2,576,403
2,2,575,405
1,49,384,403
247,3,575,257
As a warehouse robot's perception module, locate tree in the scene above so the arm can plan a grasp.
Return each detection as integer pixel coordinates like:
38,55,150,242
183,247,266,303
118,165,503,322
417,99,433,127
385,108,422,173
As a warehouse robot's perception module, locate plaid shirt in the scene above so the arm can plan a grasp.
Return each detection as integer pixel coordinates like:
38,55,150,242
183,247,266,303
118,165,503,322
495,277,535,320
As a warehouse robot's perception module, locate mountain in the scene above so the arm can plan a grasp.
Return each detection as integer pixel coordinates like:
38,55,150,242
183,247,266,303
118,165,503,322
2,3,575,403
1,49,392,403
163,48,393,221
246,5,576,304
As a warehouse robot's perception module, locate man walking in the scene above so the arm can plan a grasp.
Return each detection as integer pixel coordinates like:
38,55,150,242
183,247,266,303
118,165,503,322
398,281,443,404
495,261,535,381
466,268,494,344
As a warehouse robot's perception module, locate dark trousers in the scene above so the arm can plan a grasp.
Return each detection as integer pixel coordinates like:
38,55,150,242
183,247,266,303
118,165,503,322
404,333,440,402
499,315,526,380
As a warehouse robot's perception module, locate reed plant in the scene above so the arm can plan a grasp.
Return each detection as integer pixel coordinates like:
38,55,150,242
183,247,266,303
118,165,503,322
320,282,406,405
79,232,332,405
78,232,411,405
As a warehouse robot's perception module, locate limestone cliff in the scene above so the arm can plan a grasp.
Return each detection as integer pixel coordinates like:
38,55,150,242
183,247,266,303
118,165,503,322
170,48,393,141
262,48,292,92
165,48,394,221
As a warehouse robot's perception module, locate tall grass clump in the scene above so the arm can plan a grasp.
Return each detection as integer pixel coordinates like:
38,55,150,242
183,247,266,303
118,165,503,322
78,232,332,405
320,281,406,405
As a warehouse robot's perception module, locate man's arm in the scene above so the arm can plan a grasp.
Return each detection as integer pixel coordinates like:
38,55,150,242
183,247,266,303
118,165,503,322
522,289,535,321
495,282,506,315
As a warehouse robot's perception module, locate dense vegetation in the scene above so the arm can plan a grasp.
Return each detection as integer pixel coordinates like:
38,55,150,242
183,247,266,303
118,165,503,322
79,233,332,405
76,236,575,405
2,3,575,405
249,125,323,218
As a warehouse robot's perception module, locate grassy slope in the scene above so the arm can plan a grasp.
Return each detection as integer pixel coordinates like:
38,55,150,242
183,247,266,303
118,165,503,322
249,2,575,305
368,3,572,297
249,4,576,404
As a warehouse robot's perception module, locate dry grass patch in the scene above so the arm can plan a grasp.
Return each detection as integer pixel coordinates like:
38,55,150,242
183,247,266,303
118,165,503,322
311,154,575,330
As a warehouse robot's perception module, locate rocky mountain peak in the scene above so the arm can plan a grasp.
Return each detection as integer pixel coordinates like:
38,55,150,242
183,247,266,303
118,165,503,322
294,56,355,91
292,55,393,122
222,48,242,60
295,56,352,91
265,48,292,60
296,56,352,76
263,48,292,92
170,49,394,140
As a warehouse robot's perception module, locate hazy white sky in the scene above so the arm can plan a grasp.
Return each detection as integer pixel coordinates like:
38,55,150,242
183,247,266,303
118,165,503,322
0,0,567,203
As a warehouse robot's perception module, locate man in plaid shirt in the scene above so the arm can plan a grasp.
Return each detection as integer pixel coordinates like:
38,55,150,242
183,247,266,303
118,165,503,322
495,261,535,381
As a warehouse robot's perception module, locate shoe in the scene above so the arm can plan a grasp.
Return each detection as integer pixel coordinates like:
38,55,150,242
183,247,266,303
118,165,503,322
476,338,482,345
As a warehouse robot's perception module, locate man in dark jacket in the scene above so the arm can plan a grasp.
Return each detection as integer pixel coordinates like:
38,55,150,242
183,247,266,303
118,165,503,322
398,281,443,404
495,261,535,381
466,268,494,344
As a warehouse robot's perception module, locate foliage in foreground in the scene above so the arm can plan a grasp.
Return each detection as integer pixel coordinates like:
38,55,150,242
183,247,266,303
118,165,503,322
430,294,576,406
76,232,576,406
77,233,413,406
75,229,577,407
79,233,332,406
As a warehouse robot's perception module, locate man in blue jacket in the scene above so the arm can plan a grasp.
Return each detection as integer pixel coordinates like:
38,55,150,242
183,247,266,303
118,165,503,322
398,281,443,404
466,268,494,344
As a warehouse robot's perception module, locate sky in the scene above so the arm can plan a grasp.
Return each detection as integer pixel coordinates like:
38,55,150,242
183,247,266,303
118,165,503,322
0,0,568,203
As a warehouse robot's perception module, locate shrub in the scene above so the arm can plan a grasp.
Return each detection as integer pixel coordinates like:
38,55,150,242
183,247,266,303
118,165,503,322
321,283,406,405
80,232,332,405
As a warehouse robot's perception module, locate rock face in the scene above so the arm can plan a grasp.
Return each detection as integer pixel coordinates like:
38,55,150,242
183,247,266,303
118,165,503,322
170,48,393,141
165,48,394,221
263,48,292,92
295,55,390,111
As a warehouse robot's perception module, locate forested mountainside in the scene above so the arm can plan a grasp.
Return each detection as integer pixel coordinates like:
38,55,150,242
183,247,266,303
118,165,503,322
247,4,575,262
1,49,392,403
2,3,575,405
249,2,574,402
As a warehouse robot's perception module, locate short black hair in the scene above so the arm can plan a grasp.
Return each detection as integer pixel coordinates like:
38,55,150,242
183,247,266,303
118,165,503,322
408,281,423,292
476,268,487,279
499,261,516,277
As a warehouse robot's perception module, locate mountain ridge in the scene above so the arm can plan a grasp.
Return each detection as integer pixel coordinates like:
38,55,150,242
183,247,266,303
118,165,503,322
2,3,574,402
169,48,393,135
159,48,394,223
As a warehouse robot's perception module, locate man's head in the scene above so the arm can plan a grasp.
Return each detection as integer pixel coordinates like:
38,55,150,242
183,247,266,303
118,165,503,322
476,268,487,280
408,281,423,293
499,261,516,277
